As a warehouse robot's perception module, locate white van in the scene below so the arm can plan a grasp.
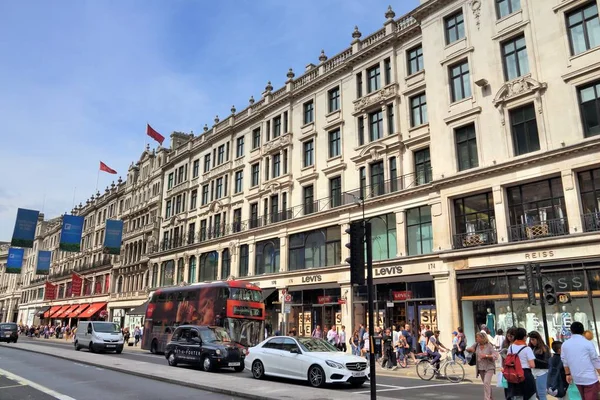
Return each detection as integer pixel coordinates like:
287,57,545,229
74,321,124,354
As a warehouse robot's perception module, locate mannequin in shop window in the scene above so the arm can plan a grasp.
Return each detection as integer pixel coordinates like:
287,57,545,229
526,306,543,335
560,306,573,341
497,307,507,332
505,306,517,330
574,306,588,329
551,305,561,341
486,308,496,336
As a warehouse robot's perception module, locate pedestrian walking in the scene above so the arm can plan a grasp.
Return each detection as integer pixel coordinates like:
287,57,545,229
327,326,338,346
547,341,568,400
466,332,497,400
312,325,322,339
358,323,366,353
395,331,409,368
373,327,383,361
561,321,600,400
401,323,417,364
452,330,466,363
134,326,141,346
361,330,370,358
419,324,427,353
528,331,550,400
350,330,360,356
338,326,347,352
504,327,536,400
494,328,505,350
381,328,397,370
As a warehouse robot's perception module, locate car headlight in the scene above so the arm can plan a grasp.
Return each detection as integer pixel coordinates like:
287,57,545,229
325,360,344,369
215,349,221,355
215,349,228,357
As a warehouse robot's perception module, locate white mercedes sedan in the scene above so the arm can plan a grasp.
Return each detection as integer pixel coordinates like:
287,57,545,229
245,336,369,388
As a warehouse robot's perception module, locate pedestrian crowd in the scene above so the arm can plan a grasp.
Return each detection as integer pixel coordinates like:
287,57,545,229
17,323,77,340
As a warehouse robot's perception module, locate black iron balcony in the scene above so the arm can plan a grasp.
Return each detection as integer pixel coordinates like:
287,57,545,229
452,228,497,249
508,218,569,242
583,212,600,232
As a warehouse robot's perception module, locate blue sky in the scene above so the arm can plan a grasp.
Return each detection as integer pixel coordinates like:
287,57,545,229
0,0,418,241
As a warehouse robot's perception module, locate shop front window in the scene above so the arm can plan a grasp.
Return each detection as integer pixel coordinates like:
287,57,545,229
453,192,496,249
507,177,568,242
288,226,341,271
255,239,280,275
200,251,218,282
368,213,397,261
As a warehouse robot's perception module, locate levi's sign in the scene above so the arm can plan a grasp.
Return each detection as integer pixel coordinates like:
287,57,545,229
301,275,322,283
374,266,403,277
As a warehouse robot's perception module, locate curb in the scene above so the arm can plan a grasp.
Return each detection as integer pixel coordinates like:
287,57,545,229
0,343,276,400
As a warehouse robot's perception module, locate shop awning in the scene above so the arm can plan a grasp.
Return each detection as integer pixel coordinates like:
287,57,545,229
36,307,51,318
68,304,90,318
50,305,70,318
57,305,79,318
126,301,148,316
44,306,62,318
261,288,277,301
79,302,107,319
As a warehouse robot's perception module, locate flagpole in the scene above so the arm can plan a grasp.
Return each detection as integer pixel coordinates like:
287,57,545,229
72,187,77,210
95,163,100,193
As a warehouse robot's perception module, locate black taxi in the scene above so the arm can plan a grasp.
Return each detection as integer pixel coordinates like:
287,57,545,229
0,323,18,343
164,325,246,372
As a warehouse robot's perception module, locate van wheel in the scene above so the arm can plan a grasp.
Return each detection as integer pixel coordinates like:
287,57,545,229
89,343,95,353
150,340,158,354
74,341,81,351
167,352,178,367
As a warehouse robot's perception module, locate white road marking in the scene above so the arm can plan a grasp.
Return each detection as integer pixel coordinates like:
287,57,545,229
0,384,26,389
356,382,463,394
0,368,77,400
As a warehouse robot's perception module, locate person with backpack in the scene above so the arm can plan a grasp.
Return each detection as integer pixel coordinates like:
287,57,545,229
402,323,417,364
528,331,550,400
561,321,600,400
465,332,497,400
504,327,536,400
452,329,467,364
547,341,568,400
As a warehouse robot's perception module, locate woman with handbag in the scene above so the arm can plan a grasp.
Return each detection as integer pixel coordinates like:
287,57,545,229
466,332,498,400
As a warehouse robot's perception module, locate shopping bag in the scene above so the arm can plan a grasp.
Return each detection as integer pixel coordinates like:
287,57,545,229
567,383,582,400
496,372,508,388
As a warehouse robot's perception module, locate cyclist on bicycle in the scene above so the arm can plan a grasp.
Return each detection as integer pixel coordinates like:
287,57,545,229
426,330,449,373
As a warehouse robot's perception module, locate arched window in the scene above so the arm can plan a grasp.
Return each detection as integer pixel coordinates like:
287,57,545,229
255,239,280,275
188,256,197,283
304,231,326,269
221,249,230,280
152,264,158,287
200,251,218,282
369,213,397,261
116,276,123,293
162,260,175,286
177,258,184,283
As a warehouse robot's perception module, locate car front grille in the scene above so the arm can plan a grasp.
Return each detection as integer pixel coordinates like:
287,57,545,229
346,362,367,371
226,347,242,361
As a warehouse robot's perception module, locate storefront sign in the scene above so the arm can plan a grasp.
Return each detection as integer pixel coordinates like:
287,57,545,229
392,291,413,301
419,306,437,331
301,274,323,283
318,296,333,304
524,250,555,260
338,299,346,305
374,266,403,277
386,302,394,308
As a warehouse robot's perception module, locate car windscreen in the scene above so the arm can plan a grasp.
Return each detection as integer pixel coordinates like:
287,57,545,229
0,325,15,331
200,327,231,343
297,337,339,352
92,322,120,333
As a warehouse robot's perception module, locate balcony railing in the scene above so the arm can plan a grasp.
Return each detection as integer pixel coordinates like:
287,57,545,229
152,169,431,254
583,212,600,232
452,229,497,249
508,218,569,242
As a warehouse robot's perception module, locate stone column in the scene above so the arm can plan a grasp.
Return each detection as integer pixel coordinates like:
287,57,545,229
248,242,256,276
432,270,458,347
561,170,583,234
230,248,239,278
395,210,406,257
279,235,288,273
492,185,509,244
429,199,448,252
91,276,96,295
156,262,163,287
381,104,388,137
183,255,190,284
217,250,223,280
6,298,14,323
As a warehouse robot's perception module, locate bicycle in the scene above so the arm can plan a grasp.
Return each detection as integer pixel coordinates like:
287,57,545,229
416,352,465,383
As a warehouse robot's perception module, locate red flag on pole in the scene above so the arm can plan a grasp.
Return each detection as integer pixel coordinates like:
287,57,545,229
99,161,117,174
147,124,165,145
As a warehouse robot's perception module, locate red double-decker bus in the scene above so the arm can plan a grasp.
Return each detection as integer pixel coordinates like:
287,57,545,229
141,281,264,354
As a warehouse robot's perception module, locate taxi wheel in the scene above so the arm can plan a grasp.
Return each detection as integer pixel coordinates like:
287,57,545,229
202,356,214,372
167,352,178,367
150,340,158,354
234,363,245,373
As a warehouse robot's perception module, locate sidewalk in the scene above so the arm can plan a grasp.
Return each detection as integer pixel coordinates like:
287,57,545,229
1,341,368,400
27,336,147,353
375,360,482,384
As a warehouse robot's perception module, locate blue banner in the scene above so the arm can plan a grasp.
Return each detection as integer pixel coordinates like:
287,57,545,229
103,219,124,255
6,247,24,274
11,208,39,248
36,250,51,275
59,215,84,252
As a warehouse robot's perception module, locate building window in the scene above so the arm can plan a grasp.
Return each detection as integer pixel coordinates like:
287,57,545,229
192,160,199,178
265,121,270,142
273,115,281,138
453,193,496,248
384,58,392,85
201,184,209,205
270,195,279,222
304,185,315,215
215,177,223,199
233,208,242,233
406,206,433,256
407,45,424,75
199,220,207,241
221,249,230,279
330,176,342,208
252,128,261,149
250,202,259,228
188,256,196,283
496,0,521,19
303,100,314,125
303,140,314,167
177,259,185,284
283,111,288,133
367,64,381,93
369,110,384,142
289,226,341,271
175,195,182,214
177,166,185,184
359,167,366,200
450,61,471,102
415,148,432,185
410,94,427,127
236,136,244,158
251,163,260,187
190,189,198,209
239,245,249,277
200,251,218,282
370,161,384,196
283,149,288,174
455,124,479,171
387,103,394,135
356,72,363,98
165,200,172,218
567,2,600,56
204,154,211,173
167,173,174,190
272,154,281,178
255,239,280,275
578,80,600,137
358,116,365,146
510,103,540,156
369,213,397,260
502,35,529,81
328,129,341,158
389,157,398,192
328,86,340,113
579,167,600,231
445,10,465,44
217,145,225,165
507,178,568,241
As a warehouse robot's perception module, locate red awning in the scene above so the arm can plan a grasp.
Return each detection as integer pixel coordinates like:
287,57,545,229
79,302,107,319
49,305,70,318
44,306,62,319
68,304,90,318
57,305,79,319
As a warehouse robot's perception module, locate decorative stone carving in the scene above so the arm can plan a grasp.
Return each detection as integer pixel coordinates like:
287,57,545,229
352,26,362,40
353,84,398,114
385,5,395,20
369,147,382,161
286,68,295,82
249,95,255,105
203,124,209,132
493,77,548,125
265,81,273,93
470,0,481,30
319,50,327,63
208,200,223,213
230,105,236,115
261,134,291,155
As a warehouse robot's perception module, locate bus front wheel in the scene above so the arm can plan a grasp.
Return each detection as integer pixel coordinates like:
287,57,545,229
150,340,158,354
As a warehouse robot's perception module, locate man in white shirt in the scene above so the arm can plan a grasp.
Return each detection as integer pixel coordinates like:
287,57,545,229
561,321,600,400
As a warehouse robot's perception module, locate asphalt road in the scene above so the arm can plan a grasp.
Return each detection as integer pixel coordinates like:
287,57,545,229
15,337,505,400
0,344,241,400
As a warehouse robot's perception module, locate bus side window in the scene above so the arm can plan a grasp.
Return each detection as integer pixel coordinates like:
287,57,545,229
158,293,166,303
220,288,230,300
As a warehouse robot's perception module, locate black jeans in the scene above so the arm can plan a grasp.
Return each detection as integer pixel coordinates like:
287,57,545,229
381,348,396,368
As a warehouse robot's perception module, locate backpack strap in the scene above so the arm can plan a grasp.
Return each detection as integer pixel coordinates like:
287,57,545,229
516,346,526,356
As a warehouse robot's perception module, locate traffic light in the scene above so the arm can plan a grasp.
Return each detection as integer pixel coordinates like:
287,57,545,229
345,222,365,286
524,263,536,305
544,282,557,305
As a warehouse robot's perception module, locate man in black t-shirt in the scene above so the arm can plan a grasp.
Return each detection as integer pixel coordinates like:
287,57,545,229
380,328,397,370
